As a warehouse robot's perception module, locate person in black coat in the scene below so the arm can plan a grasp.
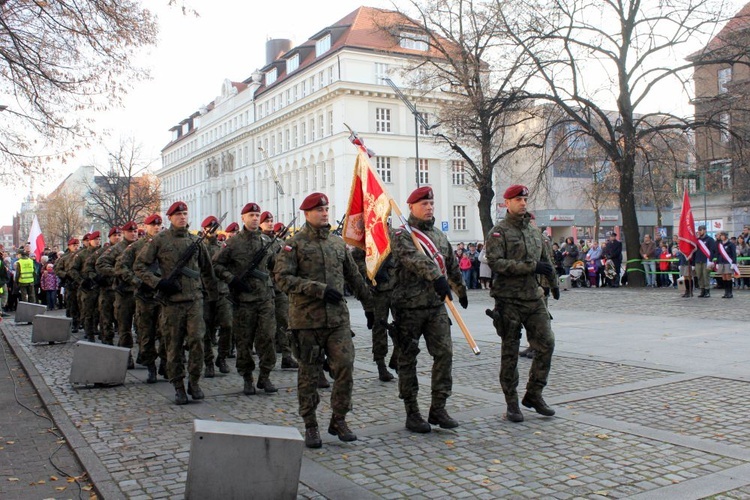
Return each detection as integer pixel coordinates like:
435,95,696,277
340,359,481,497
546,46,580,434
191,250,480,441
604,232,622,287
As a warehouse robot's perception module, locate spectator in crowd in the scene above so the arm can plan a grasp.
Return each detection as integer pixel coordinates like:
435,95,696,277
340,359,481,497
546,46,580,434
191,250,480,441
455,242,465,258
41,263,59,311
458,248,472,286
657,242,672,288
737,236,750,289
585,240,603,287
466,243,480,289
0,252,8,316
640,234,657,287
579,239,589,254
478,245,492,290
737,225,750,243
604,232,623,287
561,237,579,276
15,249,36,303
551,242,564,277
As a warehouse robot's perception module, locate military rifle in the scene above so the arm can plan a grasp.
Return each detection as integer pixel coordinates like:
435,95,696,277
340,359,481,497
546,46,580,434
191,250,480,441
331,214,346,237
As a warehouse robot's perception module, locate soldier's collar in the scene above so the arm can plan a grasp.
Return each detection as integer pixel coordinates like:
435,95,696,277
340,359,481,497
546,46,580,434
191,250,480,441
408,215,435,231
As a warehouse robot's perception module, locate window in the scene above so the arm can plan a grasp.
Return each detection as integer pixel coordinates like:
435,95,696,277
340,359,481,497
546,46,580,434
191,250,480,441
417,158,429,185
266,68,277,86
328,110,334,135
301,81,307,97
315,34,331,56
319,70,325,87
376,157,392,183
720,112,731,143
287,54,299,74
376,108,391,133
301,122,307,144
400,32,429,51
453,205,467,231
452,160,465,185
375,63,390,84
292,125,298,148
418,112,431,135
328,66,334,84
309,119,315,141
718,67,732,94
285,129,290,151
318,114,324,139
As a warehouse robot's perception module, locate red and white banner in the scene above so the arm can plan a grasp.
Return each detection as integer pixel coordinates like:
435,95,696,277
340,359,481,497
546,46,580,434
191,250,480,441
28,215,46,262
678,190,698,260
342,151,392,281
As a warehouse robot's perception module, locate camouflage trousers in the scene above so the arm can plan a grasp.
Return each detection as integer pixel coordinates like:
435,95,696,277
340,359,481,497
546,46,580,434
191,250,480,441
492,298,555,403
99,288,116,344
233,300,276,380
114,291,136,349
65,286,80,327
274,291,292,356
393,306,453,414
203,295,233,365
371,290,398,364
161,299,204,384
79,288,99,341
18,284,36,304
291,324,354,425
135,294,164,367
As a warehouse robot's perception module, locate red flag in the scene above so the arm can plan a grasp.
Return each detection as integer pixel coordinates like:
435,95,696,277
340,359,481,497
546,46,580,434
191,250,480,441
342,151,392,281
678,190,698,259
28,215,46,262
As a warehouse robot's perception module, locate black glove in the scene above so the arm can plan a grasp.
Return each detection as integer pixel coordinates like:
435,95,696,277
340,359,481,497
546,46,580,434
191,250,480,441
323,286,343,303
138,282,154,294
459,295,468,309
365,311,375,329
432,276,453,301
95,275,108,286
81,278,95,290
229,276,251,293
157,278,182,296
552,287,560,300
534,261,554,278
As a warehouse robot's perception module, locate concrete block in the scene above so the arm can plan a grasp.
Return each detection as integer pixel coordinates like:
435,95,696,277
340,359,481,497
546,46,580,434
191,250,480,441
31,315,72,344
15,302,47,324
185,420,303,500
69,341,130,386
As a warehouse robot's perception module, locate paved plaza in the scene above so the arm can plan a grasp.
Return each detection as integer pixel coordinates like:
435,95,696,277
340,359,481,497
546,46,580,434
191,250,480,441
2,285,750,499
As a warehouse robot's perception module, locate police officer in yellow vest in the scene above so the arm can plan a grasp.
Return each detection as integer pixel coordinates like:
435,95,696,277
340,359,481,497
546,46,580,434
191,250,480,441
15,250,37,303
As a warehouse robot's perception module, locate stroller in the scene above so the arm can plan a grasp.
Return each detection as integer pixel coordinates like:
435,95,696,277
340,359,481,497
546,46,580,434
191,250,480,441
569,260,589,288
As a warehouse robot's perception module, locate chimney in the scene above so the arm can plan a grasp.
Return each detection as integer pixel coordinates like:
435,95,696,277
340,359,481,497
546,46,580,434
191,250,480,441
266,38,293,65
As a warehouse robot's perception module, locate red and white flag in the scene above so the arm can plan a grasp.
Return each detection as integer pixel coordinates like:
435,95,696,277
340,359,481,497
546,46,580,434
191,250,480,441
342,151,392,281
677,190,698,260
28,215,46,262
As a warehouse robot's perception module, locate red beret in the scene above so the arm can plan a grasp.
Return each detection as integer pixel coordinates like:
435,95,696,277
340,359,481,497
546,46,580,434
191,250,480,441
108,226,122,237
273,222,285,233
121,221,138,231
225,222,240,233
217,234,227,242
82,233,91,242
201,216,218,228
166,201,188,216
67,238,79,246
90,231,101,240
406,186,433,204
144,214,162,225
299,192,329,211
260,211,273,224
241,202,261,215
503,184,529,199
137,229,145,236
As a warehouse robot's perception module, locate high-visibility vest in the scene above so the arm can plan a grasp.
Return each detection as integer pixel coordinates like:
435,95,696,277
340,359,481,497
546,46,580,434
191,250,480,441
17,258,35,284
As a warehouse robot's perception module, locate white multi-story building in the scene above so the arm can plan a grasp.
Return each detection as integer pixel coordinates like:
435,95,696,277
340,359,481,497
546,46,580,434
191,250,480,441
158,6,484,243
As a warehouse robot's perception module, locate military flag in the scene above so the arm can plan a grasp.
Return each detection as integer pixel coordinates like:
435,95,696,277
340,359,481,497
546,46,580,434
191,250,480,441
677,190,698,259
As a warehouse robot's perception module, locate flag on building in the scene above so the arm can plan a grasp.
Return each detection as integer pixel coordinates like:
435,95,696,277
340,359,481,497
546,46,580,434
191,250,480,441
28,215,46,262
677,190,698,259
342,151,392,281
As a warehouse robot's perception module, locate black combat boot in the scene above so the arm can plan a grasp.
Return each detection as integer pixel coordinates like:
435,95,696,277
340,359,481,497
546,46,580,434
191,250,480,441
215,357,230,374
71,323,79,334
243,377,256,395
376,360,394,382
522,393,555,416
724,281,733,298
428,407,459,429
187,380,204,400
174,382,188,405
405,412,431,433
328,415,357,442
704,288,710,298
146,364,157,384
204,363,215,378
304,425,322,449
317,371,330,389
127,353,135,370
388,354,399,373
505,402,524,422
281,356,299,369
683,281,692,298
158,359,167,378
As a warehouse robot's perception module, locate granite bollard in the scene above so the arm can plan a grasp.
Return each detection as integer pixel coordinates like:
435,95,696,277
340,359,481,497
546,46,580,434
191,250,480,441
69,341,130,386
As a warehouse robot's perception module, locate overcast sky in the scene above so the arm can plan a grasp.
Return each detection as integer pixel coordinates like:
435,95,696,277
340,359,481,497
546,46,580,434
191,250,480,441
2,0,743,229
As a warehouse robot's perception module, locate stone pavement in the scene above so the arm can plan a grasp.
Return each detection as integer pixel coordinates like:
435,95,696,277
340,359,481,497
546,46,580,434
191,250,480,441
1,285,749,499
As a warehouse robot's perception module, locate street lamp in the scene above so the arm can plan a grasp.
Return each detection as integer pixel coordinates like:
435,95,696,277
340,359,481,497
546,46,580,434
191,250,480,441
0,105,7,112
258,146,284,221
383,78,439,187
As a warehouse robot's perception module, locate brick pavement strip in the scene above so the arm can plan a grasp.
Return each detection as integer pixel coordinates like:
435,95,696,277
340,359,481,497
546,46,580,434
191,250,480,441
2,289,750,499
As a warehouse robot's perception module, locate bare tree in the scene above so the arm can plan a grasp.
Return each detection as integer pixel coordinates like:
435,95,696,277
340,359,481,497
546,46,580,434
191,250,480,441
37,187,87,247
85,139,161,228
498,0,747,286
0,0,158,176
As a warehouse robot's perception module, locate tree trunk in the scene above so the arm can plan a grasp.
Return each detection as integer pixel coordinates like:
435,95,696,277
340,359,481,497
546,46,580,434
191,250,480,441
619,155,645,287
477,182,495,240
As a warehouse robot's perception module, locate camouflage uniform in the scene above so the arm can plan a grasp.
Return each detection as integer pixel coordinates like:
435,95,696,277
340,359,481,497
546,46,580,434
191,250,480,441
118,238,165,372
83,246,112,343
213,228,276,387
97,240,136,352
69,245,99,342
266,235,293,359
484,211,556,405
134,226,217,387
203,236,233,370
54,249,80,330
391,215,466,416
274,223,371,428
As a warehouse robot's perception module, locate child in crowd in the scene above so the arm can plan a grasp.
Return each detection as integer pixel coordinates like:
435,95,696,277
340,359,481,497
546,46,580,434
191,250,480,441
40,263,59,311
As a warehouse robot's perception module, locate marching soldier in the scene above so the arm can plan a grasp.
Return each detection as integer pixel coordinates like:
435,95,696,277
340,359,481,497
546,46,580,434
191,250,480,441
274,192,372,449
390,186,468,433
260,211,298,370
213,203,278,395
200,215,233,377
484,185,558,423
70,232,102,342
97,221,139,368
134,202,217,404
88,227,122,344
53,238,81,332
225,222,240,239
117,214,165,383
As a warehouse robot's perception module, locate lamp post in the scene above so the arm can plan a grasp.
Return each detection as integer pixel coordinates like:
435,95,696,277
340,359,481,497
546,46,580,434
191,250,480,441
383,78,439,187
258,146,284,220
